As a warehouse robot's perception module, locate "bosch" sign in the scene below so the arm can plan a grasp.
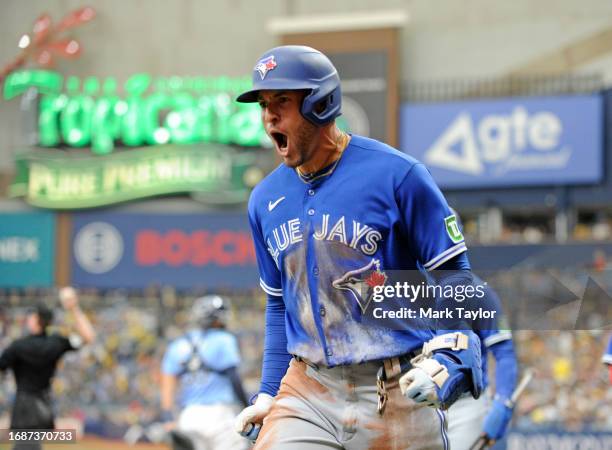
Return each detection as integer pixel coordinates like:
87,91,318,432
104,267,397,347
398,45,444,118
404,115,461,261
135,229,255,267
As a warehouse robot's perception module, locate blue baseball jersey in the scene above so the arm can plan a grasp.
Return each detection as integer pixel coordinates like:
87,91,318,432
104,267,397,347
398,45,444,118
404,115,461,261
161,329,241,408
603,335,612,365
248,134,468,366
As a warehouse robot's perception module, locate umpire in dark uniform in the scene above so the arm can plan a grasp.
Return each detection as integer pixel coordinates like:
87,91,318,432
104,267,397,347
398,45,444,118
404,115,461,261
0,287,96,449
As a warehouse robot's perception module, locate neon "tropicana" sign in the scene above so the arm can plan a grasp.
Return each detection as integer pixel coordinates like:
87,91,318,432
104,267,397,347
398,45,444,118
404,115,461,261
3,70,268,154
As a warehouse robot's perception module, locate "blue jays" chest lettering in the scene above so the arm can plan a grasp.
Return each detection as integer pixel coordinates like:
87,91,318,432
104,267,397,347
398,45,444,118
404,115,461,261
265,214,383,267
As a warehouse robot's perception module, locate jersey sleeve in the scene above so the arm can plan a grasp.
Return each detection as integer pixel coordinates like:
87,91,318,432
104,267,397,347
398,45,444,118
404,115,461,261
53,334,79,354
161,339,187,376
603,335,612,365
476,284,512,346
0,343,16,370
481,329,513,347
396,163,467,271
248,195,282,296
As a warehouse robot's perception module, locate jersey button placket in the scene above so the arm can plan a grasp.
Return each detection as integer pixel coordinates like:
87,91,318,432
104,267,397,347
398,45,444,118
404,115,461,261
307,208,315,216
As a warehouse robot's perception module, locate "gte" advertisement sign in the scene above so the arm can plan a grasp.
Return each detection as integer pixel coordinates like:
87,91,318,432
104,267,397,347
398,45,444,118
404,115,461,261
399,94,602,188
71,212,257,289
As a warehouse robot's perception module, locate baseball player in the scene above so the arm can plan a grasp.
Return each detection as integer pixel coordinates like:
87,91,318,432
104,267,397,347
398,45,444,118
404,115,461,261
447,280,518,449
160,295,249,450
233,45,484,449
0,287,96,450
603,334,612,385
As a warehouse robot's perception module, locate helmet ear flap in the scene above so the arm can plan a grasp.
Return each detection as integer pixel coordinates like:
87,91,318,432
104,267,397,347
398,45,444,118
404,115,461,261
302,84,342,125
314,96,330,115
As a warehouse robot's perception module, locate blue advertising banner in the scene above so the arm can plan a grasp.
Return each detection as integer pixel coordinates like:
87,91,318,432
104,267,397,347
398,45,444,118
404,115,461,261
71,213,258,290
502,429,612,450
400,95,603,188
0,212,55,287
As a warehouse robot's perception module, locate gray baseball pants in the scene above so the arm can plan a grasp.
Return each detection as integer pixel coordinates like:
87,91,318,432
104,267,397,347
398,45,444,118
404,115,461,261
253,358,448,450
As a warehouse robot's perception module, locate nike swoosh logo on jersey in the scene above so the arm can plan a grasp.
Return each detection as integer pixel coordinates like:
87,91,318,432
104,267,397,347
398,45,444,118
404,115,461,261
268,196,286,211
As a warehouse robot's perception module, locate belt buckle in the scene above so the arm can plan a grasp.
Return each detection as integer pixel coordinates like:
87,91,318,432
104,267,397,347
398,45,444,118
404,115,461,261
376,366,388,416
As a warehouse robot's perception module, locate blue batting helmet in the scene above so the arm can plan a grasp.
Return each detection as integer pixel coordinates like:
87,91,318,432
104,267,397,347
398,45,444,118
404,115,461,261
236,45,342,126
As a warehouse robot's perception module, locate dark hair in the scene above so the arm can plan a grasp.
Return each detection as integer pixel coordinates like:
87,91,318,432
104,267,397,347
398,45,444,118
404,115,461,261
32,304,54,329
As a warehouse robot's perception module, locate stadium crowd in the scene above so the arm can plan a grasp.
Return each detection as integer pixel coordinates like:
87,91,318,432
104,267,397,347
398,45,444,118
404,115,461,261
0,278,611,439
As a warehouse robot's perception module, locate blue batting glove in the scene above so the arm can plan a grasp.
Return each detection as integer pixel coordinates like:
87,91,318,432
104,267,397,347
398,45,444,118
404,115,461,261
482,397,513,440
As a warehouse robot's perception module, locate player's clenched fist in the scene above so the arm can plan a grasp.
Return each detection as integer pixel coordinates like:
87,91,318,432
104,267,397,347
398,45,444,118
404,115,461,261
399,366,440,407
399,332,483,410
234,393,274,441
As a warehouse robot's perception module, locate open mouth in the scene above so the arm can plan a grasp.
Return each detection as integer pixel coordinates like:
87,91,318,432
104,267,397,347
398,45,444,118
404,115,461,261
271,132,288,151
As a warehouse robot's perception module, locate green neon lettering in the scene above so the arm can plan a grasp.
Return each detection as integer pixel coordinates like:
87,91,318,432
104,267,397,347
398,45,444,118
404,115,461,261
61,95,94,147
3,70,63,100
7,71,265,153
39,95,67,146
165,93,197,144
142,92,172,145
213,93,233,145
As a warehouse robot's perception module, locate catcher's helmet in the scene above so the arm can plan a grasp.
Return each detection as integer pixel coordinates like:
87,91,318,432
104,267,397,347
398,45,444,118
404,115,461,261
236,45,342,126
191,295,228,328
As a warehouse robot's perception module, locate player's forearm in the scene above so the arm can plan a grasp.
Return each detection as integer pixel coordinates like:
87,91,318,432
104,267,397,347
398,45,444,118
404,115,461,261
259,294,292,397
430,252,471,327
430,267,475,332
160,373,176,411
490,339,518,400
71,307,96,344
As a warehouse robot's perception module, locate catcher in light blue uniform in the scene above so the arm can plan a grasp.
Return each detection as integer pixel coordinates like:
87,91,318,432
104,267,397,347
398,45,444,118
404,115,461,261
233,45,484,450
161,296,249,450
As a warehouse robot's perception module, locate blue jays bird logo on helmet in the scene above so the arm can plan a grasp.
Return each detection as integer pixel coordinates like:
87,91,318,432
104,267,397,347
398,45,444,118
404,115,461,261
332,259,387,314
255,55,277,80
